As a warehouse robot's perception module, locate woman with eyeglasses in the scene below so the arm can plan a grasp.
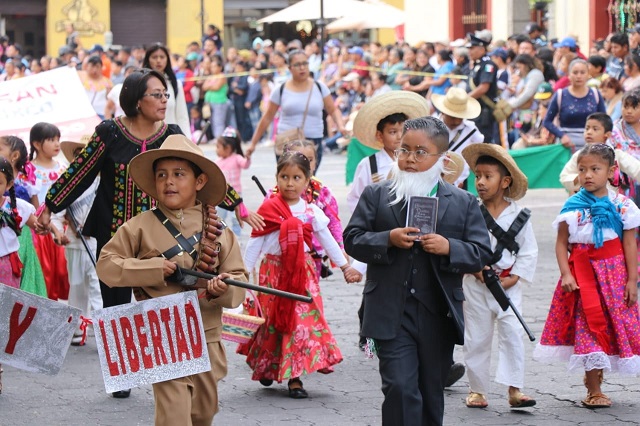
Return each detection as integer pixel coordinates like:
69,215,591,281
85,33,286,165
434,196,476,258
143,44,192,139
246,49,347,172
37,69,255,398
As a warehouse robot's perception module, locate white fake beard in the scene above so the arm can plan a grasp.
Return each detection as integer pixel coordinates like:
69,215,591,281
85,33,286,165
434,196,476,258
388,158,445,206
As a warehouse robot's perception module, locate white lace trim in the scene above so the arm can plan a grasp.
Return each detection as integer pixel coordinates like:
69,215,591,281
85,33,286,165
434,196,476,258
533,345,640,376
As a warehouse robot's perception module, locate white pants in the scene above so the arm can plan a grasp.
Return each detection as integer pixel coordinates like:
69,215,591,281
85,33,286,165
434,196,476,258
66,247,102,333
462,275,525,394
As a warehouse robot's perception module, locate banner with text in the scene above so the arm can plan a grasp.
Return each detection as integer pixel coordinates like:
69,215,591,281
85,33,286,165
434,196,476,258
92,292,210,394
0,285,81,375
0,66,101,142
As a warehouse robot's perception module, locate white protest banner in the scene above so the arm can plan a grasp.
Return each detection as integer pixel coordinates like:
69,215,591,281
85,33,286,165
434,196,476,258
0,66,101,142
0,285,81,375
92,291,210,393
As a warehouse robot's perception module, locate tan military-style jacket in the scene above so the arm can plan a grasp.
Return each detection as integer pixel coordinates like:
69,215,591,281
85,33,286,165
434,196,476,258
97,202,248,343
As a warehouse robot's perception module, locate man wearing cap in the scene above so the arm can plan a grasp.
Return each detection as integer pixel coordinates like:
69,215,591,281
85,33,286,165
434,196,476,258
466,31,499,144
553,36,587,60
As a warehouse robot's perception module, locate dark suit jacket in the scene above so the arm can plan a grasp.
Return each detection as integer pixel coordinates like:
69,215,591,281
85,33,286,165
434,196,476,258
343,181,492,345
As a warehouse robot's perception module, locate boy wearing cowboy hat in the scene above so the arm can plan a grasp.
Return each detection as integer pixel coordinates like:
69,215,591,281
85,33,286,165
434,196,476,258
97,135,247,425
461,143,538,410
432,87,484,187
52,135,103,346
347,91,431,213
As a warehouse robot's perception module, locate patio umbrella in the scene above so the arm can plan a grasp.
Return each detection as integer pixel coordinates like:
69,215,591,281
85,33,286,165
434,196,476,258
326,0,405,33
258,0,372,23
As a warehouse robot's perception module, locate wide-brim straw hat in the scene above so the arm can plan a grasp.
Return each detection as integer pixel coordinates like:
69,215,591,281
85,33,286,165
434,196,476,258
129,134,227,206
431,87,481,120
61,134,92,163
443,151,465,184
353,91,430,150
462,144,528,200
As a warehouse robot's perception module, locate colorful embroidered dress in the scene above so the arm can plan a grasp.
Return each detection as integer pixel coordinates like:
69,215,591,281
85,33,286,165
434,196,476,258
533,190,640,375
0,196,35,289
238,197,344,382
34,160,70,300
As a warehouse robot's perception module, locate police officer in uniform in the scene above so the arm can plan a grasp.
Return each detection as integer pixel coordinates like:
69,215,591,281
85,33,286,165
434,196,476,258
466,31,498,144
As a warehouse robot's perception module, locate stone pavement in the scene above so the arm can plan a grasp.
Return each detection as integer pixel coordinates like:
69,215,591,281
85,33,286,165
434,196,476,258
1,143,639,426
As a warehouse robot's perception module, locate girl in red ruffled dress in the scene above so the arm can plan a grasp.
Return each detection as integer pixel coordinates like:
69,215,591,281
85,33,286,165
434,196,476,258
239,151,360,398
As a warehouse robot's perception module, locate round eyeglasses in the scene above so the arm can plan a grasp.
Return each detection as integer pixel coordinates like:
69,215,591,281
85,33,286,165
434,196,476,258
394,148,442,162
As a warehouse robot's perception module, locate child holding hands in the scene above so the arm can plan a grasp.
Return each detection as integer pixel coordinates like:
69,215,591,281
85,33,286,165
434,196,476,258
97,135,247,424
239,151,360,399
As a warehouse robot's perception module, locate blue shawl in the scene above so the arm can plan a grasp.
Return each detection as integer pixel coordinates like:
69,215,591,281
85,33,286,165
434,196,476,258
561,188,623,248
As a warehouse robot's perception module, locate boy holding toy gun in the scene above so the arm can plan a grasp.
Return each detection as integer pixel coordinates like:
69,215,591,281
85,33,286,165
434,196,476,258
97,135,247,425
461,143,538,410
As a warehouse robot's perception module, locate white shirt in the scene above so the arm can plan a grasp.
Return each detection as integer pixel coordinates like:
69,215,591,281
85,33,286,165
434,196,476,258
107,83,125,118
51,177,100,250
487,201,538,284
0,197,35,257
437,114,484,184
347,149,395,213
164,79,192,139
243,199,347,271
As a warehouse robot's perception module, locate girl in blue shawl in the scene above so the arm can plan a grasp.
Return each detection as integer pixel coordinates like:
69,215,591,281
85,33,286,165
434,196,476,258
534,144,640,409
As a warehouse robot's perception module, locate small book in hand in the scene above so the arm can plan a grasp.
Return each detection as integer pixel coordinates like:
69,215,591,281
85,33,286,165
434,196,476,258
406,196,438,237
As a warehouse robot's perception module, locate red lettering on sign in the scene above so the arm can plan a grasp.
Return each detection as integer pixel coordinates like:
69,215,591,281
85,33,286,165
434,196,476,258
4,303,37,354
111,319,127,374
99,319,120,376
36,85,57,97
184,302,203,358
119,317,140,373
160,308,176,363
147,310,168,366
15,90,34,102
173,305,191,362
134,314,153,369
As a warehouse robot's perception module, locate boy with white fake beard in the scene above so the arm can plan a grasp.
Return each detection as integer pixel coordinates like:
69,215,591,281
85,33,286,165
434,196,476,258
344,117,492,426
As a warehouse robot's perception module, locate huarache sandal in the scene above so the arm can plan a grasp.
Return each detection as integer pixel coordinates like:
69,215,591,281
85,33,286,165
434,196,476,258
288,378,308,399
465,392,488,408
582,392,611,409
508,391,537,408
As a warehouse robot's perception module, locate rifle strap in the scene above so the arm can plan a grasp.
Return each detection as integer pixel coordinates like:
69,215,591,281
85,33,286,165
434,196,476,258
450,128,478,152
369,154,382,183
480,205,531,265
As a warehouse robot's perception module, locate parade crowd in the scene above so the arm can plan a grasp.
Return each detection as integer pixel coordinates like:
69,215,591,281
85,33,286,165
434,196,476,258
1,20,640,426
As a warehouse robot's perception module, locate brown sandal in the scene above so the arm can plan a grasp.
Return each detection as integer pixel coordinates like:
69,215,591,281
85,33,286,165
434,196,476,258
582,392,612,409
465,392,488,408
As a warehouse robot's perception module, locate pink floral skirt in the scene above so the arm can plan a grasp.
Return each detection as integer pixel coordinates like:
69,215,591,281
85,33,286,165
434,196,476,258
237,253,343,382
534,242,640,375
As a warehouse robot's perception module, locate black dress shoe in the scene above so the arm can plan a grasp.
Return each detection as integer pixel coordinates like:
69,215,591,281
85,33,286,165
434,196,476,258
288,379,308,399
445,363,466,388
259,378,273,387
112,389,131,398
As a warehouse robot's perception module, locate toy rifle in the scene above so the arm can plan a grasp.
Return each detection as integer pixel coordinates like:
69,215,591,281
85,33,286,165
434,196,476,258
167,266,313,303
480,205,536,341
251,175,267,196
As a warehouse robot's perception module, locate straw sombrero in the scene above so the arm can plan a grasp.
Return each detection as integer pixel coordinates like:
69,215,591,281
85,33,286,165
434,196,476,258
431,88,481,120
61,134,92,163
129,134,227,206
353,91,430,150
443,151,465,184
462,144,528,200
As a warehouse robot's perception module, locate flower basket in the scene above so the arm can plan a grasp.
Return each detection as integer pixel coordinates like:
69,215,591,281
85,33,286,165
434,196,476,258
221,290,264,344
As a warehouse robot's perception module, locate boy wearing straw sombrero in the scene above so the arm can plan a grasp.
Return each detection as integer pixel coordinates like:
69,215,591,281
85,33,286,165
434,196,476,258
52,135,103,345
346,91,431,214
432,87,484,187
461,143,538,409
97,135,247,425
